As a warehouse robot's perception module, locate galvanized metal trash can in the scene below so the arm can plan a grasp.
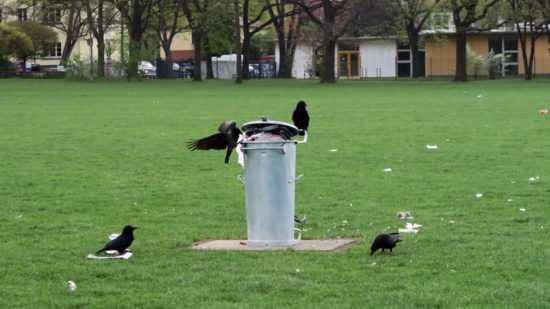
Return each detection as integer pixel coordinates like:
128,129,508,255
239,118,306,247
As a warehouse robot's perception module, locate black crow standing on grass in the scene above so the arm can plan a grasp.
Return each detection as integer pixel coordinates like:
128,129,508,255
370,233,401,255
292,101,309,136
96,225,138,255
187,120,242,164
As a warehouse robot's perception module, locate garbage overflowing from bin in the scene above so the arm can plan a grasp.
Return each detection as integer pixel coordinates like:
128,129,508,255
238,116,307,247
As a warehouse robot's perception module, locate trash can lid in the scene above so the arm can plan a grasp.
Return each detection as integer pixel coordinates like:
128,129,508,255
241,116,299,139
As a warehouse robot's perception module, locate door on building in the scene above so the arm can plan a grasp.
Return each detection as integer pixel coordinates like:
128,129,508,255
338,51,360,79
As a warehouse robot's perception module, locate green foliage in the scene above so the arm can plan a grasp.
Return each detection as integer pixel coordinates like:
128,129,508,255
1,79,549,307
487,49,507,79
346,0,400,37
205,0,235,56
0,23,34,61
0,57,15,71
8,21,57,59
249,34,274,59
466,44,486,79
65,54,87,80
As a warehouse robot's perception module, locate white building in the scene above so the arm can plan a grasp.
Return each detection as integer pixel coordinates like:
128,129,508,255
275,37,424,79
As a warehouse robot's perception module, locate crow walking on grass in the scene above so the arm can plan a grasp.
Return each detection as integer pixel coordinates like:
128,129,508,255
96,225,137,255
370,233,401,255
187,120,243,164
292,101,309,136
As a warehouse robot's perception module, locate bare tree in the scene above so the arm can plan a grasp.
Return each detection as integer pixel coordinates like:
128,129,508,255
151,0,184,78
506,0,548,80
179,0,209,81
450,0,500,82
241,0,283,79
290,0,357,83
114,0,155,79
31,0,89,65
265,0,302,78
394,0,441,78
85,0,119,77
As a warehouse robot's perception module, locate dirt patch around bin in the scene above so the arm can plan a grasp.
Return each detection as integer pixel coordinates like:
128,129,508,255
189,238,359,252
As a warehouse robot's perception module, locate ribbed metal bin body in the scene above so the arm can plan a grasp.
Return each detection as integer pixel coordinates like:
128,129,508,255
242,141,296,247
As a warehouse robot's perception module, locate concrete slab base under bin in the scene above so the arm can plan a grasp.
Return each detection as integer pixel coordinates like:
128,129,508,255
190,238,358,252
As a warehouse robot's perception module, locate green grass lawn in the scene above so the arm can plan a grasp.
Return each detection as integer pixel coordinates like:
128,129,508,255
1,78,549,308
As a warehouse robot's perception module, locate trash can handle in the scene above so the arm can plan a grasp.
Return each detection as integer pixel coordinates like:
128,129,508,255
288,174,303,183
295,131,308,144
237,175,246,184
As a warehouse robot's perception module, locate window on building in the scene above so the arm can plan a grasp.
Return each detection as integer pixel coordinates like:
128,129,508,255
488,39,502,54
397,43,425,77
17,8,27,21
43,7,61,24
43,42,62,58
488,37,518,77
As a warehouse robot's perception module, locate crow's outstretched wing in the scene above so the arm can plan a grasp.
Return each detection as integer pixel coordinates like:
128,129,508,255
187,133,229,151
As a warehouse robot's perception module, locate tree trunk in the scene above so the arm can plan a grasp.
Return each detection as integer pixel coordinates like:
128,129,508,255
277,31,291,78
242,35,251,79
409,28,420,78
204,33,213,79
242,0,250,80
165,52,174,78
527,33,536,80
97,35,105,77
234,0,242,84
321,39,336,83
191,29,202,81
454,29,468,82
60,39,77,65
127,38,140,78
96,1,105,77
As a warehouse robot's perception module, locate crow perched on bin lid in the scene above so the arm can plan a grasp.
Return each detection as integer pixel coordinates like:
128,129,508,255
292,101,309,136
187,120,243,164
370,233,401,255
96,225,137,255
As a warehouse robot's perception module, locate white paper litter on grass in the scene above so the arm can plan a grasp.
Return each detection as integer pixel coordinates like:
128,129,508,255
399,222,422,233
539,109,548,115
87,252,133,260
328,149,338,152
383,168,392,173
477,94,483,98
399,228,419,233
519,208,526,212
529,176,540,182
475,193,483,198
397,211,411,219
67,280,77,291
426,145,438,150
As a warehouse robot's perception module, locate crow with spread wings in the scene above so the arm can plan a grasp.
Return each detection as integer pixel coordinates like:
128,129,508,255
187,120,243,164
